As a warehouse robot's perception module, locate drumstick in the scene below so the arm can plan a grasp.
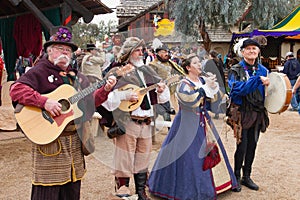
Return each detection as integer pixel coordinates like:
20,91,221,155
265,71,269,97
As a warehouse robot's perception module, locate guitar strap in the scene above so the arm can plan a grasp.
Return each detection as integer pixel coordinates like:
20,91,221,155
135,69,151,110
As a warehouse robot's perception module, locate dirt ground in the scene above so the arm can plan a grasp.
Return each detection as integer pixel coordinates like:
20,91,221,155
0,110,299,200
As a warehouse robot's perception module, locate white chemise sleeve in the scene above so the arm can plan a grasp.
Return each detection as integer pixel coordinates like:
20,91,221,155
101,89,129,111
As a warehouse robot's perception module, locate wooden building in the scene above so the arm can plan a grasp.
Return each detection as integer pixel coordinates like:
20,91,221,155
0,0,113,81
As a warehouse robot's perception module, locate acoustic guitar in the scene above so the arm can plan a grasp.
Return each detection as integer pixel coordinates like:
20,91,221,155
118,75,182,112
15,65,133,145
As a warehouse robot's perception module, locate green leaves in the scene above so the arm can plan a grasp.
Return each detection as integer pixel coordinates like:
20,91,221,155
169,0,299,37
72,19,117,49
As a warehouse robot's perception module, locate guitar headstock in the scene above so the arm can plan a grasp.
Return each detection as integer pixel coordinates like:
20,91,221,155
113,64,134,78
165,74,183,87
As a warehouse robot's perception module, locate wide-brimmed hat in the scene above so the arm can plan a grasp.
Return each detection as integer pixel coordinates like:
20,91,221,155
117,37,145,63
155,44,169,53
86,43,97,50
43,26,78,52
240,39,261,49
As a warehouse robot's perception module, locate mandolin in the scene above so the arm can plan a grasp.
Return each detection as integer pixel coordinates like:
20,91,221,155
118,75,181,112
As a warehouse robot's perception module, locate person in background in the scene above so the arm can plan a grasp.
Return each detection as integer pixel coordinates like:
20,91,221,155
15,56,32,77
71,47,82,70
227,39,270,192
102,45,121,77
149,44,185,123
204,50,227,119
9,27,117,200
292,74,300,114
80,43,105,83
98,45,123,132
145,48,155,65
102,37,169,200
148,54,237,200
281,51,300,111
197,44,208,62
171,49,182,65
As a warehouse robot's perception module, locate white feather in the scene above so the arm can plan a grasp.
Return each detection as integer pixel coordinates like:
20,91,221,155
152,38,164,51
233,38,248,58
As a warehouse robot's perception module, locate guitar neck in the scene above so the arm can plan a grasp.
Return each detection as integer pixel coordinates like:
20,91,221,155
67,66,132,104
69,79,106,104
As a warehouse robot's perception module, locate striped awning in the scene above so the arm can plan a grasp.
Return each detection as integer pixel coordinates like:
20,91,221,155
232,4,300,39
270,5,300,31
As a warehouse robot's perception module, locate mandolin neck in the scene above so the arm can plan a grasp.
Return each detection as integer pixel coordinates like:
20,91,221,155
139,83,159,95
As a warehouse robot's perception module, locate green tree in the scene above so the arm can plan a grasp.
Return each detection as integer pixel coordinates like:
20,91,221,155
73,21,99,48
168,0,299,51
72,19,118,49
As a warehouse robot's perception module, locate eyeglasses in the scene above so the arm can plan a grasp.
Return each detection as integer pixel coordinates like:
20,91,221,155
53,46,72,53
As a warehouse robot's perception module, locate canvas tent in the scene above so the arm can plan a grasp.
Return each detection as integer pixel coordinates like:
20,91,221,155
232,4,300,40
230,4,300,69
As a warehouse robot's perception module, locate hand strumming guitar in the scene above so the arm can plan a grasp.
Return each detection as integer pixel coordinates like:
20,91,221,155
44,99,62,117
127,91,139,102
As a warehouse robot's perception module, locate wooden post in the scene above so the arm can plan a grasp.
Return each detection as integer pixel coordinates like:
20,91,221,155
64,0,94,23
22,0,54,34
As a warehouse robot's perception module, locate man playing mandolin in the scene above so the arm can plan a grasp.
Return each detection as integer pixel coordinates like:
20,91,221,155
102,37,170,200
10,26,117,200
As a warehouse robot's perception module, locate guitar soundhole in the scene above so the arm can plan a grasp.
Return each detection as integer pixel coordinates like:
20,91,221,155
59,99,70,112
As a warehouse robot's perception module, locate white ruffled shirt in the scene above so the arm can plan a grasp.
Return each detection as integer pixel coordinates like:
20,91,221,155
102,67,170,117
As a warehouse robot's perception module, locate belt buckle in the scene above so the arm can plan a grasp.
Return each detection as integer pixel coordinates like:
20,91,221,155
145,117,151,125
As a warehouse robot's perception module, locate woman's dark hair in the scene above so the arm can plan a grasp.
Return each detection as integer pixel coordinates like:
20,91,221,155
209,50,218,58
181,54,198,74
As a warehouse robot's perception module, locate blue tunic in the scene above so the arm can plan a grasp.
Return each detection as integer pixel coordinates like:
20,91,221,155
228,60,268,106
148,78,237,200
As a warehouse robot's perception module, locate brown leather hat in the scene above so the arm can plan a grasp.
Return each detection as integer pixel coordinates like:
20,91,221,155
117,37,145,63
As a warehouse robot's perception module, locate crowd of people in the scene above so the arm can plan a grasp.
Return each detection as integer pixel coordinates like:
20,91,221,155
2,25,299,200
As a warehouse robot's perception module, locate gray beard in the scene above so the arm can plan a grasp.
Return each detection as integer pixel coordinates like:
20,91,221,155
129,56,144,67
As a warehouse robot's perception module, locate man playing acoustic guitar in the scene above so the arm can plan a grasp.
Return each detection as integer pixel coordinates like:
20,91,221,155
10,27,117,200
102,37,170,200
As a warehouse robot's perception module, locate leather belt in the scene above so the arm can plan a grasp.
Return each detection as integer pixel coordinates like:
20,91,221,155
131,116,151,125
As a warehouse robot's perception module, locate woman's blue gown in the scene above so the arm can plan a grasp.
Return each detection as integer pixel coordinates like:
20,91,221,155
148,78,237,200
